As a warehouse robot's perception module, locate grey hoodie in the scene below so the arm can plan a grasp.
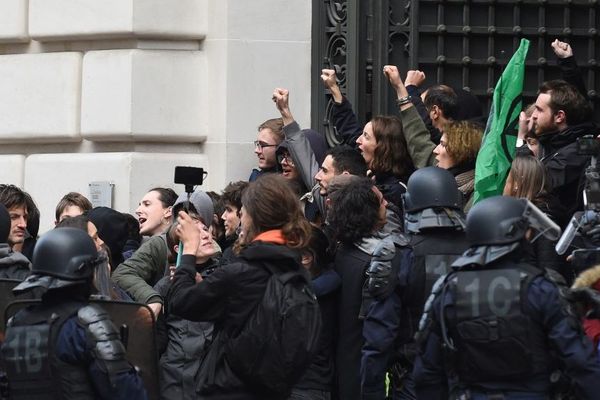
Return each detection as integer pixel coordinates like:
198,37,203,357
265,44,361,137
0,244,31,280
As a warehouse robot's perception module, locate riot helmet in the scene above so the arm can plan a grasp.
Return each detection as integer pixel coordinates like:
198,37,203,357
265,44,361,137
403,167,465,233
403,167,462,213
453,196,561,267
14,227,103,294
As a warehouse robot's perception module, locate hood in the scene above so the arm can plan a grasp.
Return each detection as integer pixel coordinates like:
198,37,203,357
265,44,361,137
302,129,328,166
572,264,600,291
0,244,32,270
277,129,329,169
88,207,128,266
538,121,598,153
239,241,302,271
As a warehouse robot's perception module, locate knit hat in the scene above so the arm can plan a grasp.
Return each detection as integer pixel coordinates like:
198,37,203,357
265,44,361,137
0,204,9,244
172,190,214,226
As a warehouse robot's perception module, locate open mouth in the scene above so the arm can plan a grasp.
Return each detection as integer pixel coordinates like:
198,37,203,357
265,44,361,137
138,217,147,226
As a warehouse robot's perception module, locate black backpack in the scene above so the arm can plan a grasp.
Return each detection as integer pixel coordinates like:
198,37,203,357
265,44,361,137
225,262,322,395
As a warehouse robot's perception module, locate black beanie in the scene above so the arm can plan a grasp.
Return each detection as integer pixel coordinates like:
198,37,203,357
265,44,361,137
0,204,10,244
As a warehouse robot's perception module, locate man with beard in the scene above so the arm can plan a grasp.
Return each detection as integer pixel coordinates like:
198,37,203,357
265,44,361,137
530,79,596,226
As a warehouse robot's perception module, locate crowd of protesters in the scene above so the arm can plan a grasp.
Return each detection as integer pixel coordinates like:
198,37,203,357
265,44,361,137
0,38,599,400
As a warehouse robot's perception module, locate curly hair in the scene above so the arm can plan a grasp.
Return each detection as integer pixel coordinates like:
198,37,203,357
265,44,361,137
445,120,483,166
370,115,415,179
236,174,311,252
327,177,380,245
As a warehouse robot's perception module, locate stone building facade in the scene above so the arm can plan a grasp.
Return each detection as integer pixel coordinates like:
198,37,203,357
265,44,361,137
0,0,312,232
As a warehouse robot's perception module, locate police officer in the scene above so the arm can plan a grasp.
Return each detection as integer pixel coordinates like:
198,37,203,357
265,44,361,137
361,167,469,399
413,196,600,399
403,167,470,295
0,228,147,400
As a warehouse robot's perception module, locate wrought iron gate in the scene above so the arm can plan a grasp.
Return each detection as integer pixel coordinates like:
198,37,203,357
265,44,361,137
311,0,600,144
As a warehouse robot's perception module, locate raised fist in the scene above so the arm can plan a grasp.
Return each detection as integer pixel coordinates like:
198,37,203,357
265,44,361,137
272,88,290,114
551,39,573,59
383,65,404,90
405,70,426,87
321,69,338,90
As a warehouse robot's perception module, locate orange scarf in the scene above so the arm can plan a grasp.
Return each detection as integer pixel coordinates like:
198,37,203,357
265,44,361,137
252,229,287,245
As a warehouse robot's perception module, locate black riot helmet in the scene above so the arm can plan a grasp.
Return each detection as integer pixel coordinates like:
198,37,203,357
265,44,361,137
13,228,101,294
453,196,561,267
403,167,462,213
466,196,529,246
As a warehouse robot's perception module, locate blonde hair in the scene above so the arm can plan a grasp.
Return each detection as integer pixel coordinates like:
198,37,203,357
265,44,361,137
507,155,547,201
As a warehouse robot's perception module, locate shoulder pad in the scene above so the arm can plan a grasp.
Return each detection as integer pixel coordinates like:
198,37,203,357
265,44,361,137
77,305,126,362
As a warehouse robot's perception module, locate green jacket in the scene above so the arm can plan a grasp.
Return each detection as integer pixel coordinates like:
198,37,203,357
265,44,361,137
112,235,169,305
400,105,436,169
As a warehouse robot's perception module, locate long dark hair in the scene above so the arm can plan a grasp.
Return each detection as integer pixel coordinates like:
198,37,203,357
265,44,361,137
235,174,311,253
370,116,414,179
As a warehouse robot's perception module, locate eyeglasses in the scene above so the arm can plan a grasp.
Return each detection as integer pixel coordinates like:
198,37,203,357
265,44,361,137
254,141,278,151
277,153,295,166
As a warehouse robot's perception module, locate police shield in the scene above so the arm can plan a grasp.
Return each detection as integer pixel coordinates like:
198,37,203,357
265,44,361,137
4,299,160,400
92,300,159,400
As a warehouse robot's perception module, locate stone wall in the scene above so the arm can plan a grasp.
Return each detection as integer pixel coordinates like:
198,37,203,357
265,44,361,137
0,0,312,232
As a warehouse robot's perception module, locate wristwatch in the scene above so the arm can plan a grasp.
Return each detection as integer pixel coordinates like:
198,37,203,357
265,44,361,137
396,95,412,106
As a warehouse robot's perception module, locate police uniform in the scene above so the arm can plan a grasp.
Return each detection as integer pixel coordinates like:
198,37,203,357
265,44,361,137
361,167,469,400
0,228,147,400
413,196,600,400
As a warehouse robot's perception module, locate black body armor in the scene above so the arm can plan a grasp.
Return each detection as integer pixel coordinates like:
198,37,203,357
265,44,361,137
1,302,129,400
444,262,553,383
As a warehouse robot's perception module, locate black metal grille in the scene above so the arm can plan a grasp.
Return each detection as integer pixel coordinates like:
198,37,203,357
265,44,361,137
312,0,600,143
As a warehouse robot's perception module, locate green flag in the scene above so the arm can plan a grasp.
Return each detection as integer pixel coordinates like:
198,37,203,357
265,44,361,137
474,38,530,203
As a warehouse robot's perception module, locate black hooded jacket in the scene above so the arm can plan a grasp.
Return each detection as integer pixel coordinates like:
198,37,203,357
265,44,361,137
538,121,597,226
166,241,305,400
